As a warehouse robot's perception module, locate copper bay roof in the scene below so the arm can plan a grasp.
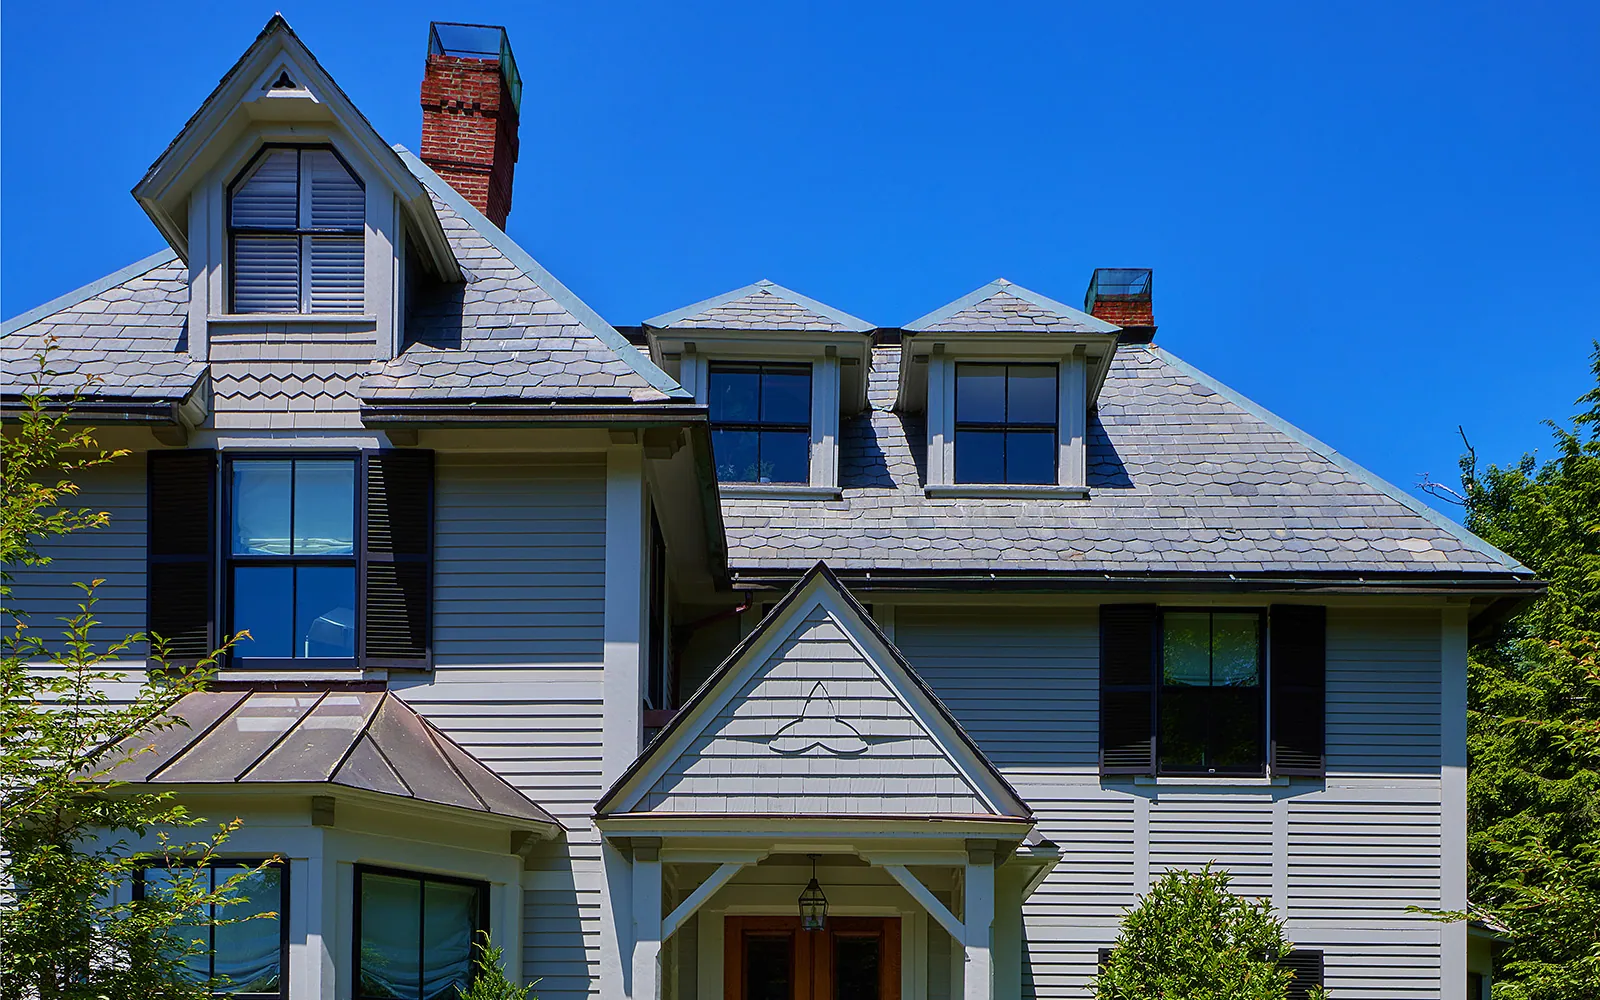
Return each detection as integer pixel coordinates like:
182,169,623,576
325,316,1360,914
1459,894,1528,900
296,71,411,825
101,687,559,828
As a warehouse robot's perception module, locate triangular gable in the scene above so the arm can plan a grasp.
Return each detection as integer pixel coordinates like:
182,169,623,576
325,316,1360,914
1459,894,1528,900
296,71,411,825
598,563,1030,819
905,278,1119,334
133,15,459,284
644,279,874,333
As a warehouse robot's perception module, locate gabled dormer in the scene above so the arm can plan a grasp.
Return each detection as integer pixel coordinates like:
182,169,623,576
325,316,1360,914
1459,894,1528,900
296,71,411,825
132,15,463,364
896,277,1125,498
644,280,874,498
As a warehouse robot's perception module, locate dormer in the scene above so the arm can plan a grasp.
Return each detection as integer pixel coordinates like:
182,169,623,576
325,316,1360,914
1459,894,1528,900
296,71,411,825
131,16,464,363
643,281,873,498
896,277,1125,498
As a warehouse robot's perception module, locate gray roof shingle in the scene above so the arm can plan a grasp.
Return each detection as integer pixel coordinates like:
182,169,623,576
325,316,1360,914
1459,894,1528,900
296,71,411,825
645,279,874,333
721,345,1525,577
905,278,1119,334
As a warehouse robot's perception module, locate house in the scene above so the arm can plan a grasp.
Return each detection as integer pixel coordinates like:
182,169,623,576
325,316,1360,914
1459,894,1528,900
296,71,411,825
0,16,1534,1000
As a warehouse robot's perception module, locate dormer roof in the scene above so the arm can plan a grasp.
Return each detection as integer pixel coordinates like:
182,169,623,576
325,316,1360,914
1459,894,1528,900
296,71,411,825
132,15,460,283
644,279,874,333
905,278,1119,335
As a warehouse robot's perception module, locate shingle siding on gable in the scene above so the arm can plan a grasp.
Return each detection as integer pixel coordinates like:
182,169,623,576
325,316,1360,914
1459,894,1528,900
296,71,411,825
638,607,991,816
668,289,851,332
917,289,1092,334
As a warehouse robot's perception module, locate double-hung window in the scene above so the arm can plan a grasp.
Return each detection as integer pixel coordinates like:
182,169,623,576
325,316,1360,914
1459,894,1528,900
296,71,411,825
953,363,1057,484
230,146,365,314
137,861,286,998
227,456,358,667
1159,610,1265,774
708,362,811,484
355,866,487,1000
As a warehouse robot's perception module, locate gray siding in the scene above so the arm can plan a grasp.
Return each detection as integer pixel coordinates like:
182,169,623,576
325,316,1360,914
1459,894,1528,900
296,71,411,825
895,605,1449,998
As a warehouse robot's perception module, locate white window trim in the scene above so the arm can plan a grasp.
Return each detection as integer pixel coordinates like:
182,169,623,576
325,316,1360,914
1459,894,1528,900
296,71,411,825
925,345,1089,498
684,351,843,499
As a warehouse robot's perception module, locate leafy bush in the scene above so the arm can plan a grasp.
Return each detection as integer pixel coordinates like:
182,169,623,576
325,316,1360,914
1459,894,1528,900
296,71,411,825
460,932,537,1000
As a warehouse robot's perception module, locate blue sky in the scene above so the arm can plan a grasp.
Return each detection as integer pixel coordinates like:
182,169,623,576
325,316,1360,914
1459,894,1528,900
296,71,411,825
4,2,1596,514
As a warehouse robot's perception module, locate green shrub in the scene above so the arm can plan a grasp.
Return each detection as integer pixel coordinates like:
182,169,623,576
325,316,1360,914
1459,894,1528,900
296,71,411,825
460,932,537,1000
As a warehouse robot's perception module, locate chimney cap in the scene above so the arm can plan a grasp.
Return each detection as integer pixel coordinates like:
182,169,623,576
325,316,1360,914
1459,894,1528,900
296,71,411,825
1085,268,1152,304
428,21,521,114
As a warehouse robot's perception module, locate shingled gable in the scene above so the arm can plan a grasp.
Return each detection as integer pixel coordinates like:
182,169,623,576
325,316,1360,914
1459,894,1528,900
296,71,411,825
644,279,875,334
904,278,1120,335
131,15,458,283
597,563,1031,821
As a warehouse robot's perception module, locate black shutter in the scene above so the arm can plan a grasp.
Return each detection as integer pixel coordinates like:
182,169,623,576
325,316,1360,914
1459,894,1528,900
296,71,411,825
146,450,216,663
1097,947,1113,970
361,450,433,669
1270,605,1327,776
1279,950,1324,1000
1100,604,1158,774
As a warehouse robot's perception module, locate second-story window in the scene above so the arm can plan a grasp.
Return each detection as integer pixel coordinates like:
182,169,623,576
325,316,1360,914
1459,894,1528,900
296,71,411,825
229,146,365,314
954,363,1057,484
228,456,358,666
1159,610,1264,774
709,362,811,484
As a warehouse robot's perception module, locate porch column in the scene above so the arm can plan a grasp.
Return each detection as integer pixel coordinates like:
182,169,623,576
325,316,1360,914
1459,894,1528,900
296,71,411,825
964,840,995,1000
632,838,663,1000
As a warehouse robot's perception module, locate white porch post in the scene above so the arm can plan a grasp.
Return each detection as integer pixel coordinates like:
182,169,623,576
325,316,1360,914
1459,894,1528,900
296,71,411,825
631,838,663,1000
1442,607,1469,996
964,840,995,1000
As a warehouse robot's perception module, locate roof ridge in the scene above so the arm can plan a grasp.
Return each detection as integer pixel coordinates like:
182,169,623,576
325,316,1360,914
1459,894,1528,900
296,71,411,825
1,249,181,337
903,277,1117,333
643,278,874,333
393,145,689,399
1148,345,1528,573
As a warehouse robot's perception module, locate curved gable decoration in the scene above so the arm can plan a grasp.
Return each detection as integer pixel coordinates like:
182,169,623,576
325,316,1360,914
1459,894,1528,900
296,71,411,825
132,14,460,283
596,563,1032,822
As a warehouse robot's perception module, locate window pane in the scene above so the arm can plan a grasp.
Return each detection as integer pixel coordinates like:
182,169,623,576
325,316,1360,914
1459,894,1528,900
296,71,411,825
1004,430,1056,485
760,369,811,425
1162,613,1211,686
303,150,364,230
233,461,293,555
307,235,365,313
214,867,282,994
835,935,881,1000
758,430,810,484
361,874,422,999
233,566,294,658
233,235,301,314
1212,613,1261,687
1159,686,1208,772
956,366,1005,424
713,429,760,483
1209,687,1263,769
293,461,356,555
295,566,357,658
145,868,212,983
231,149,299,228
421,882,478,1000
709,368,760,423
1006,365,1058,424
954,429,1005,484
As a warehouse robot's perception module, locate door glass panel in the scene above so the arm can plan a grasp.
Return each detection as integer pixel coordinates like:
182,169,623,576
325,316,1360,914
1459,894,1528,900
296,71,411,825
834,935,880,1000
745,934,792,1000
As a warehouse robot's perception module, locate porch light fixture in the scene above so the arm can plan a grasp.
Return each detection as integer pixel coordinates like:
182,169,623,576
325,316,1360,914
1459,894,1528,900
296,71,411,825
798,854,828,932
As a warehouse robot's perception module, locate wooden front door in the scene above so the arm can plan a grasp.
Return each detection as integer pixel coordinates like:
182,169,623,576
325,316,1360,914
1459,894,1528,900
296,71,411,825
725,916,901,1000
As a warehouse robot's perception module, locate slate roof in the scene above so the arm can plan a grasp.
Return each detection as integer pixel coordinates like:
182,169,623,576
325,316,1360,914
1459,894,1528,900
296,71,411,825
905,278,1119,334
720,345,1528,577
99,687,560,827
0,251,203,400
644,279,873,333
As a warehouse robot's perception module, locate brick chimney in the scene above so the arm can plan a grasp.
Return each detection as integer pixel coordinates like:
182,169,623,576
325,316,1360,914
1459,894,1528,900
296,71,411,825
420,22,521,229
1085,268,1155,337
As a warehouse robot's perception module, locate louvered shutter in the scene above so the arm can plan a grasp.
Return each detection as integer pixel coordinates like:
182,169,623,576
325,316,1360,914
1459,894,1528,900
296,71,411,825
306,236,364,313
304,149,364,313
232,235,300,313
146,451,216,663
1279,950,1324,1000
1270,605,1327,776
361,450,433,668
230,149,298,227
1100,604,1158,774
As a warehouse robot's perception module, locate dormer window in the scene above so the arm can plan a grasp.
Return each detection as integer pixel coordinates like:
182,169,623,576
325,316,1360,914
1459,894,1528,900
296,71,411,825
954,363,1058,484
708,362,811,484
229,146,364,314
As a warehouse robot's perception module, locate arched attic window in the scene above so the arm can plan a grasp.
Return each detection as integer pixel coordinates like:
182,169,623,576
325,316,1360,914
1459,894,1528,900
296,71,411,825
229,146,365,314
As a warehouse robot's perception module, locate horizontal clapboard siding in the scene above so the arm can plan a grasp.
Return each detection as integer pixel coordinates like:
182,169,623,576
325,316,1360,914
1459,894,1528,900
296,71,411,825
893,605,1448,996
432,454,605,664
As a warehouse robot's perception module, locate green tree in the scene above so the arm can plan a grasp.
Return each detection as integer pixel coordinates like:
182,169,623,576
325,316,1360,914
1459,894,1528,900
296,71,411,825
459,932,538,1000
1094,865,1303,1000
1445,344,1600,997
1,354,265,998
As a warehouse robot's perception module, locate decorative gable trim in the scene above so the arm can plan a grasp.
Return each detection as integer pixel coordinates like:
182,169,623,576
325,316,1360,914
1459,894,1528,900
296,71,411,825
596,562,1032,819
643,279,875,333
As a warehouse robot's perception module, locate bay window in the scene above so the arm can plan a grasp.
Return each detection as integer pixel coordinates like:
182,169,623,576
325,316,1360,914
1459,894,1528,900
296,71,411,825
229,146,365,314
137,861,286,998
355,867,487,1000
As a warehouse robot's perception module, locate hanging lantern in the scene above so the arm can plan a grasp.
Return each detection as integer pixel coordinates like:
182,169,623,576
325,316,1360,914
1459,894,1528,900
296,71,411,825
798,854,828,932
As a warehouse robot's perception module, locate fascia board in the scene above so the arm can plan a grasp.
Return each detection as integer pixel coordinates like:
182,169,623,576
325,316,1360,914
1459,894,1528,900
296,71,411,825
1151,346,1530,574
595,815,1032,838
1,249,179,334
394,146,688,399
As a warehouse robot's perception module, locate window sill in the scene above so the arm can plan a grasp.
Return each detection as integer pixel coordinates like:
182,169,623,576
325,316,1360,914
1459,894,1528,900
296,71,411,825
209,313,377,326
719,484,843,500
925,484,1089,499
1132,775,1290,787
